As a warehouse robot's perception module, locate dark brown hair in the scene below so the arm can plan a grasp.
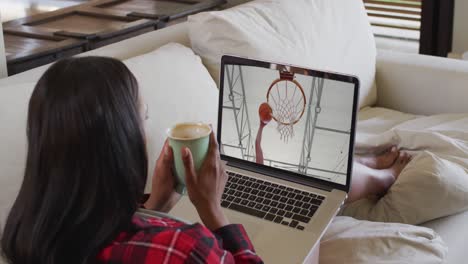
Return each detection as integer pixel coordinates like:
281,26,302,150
1,57,148,264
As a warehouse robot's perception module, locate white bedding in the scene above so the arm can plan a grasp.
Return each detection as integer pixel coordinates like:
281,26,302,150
345,107,468,223
356,107,467,153
321,216,447,264
422,210,468,264
346,107,468,264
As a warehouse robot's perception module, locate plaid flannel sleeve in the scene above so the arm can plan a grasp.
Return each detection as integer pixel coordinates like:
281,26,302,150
98,217,263,264
185,223,263,264
213,224,263,263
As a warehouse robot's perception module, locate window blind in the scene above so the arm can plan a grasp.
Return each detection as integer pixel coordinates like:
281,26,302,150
364,0,422,40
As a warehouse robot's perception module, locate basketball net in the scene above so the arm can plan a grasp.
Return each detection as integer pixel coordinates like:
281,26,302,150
275,96,298,143
267,71,306,143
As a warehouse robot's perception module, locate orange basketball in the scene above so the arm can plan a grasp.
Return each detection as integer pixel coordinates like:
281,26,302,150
259,102,273,124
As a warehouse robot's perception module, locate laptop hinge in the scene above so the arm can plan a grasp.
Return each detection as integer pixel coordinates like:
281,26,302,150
226,160,335,193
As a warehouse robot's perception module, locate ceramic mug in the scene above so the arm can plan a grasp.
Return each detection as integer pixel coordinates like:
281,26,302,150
167,122,211,194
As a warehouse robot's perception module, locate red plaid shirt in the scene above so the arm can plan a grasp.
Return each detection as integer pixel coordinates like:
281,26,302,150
97,213,264,263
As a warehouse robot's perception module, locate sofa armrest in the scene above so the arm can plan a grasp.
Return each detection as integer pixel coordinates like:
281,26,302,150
0,12,7,78
375,49,468,115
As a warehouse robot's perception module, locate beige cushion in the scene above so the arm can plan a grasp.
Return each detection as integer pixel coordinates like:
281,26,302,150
376,49,468,115
188,0,377,108
321,216,447,264
123,43,219,192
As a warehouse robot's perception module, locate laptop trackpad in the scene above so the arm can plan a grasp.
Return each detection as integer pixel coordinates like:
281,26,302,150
224,210,264,238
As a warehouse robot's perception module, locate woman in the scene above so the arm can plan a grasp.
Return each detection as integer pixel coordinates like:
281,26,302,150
1,57,263,264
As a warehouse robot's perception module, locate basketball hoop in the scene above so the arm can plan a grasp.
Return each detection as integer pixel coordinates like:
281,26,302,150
267,71,306,142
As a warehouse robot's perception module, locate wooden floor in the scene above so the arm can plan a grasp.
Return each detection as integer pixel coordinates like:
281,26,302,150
3,0,233,75
0,0,250,22
0,0,89,22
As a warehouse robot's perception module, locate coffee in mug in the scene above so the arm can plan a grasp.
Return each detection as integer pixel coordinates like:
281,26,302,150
167,123,211,194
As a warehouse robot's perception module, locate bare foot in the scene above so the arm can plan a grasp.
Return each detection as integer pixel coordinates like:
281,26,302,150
355,146,399,169
373,152,412,195
384,152,412,180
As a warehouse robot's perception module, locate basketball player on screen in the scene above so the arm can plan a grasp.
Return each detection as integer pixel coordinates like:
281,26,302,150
254,102,412,203
255,103,272,165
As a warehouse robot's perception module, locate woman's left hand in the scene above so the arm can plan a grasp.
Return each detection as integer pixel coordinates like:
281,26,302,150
144,140,181,212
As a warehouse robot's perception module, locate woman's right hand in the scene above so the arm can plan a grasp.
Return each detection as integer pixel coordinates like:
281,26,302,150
182,131,229,231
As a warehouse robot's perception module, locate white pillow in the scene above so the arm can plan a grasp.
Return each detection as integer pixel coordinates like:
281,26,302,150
321,216,447,264
123,43,219,192
0,82,35,227
342,151,468,225
188,0,377,108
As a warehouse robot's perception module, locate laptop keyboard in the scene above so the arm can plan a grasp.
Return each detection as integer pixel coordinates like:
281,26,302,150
221,171,325,231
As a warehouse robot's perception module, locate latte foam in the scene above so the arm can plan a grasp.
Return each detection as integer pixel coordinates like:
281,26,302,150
168,123,211,140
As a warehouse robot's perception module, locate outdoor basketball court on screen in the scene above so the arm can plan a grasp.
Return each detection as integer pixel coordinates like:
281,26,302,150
220,64,354,185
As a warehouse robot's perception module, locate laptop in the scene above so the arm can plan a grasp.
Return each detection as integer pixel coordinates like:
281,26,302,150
170,55,359,263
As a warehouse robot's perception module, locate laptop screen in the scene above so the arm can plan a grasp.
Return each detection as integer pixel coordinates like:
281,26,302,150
219,57,357,186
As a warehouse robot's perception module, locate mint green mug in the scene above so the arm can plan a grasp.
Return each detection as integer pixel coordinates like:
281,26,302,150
167,123,211,194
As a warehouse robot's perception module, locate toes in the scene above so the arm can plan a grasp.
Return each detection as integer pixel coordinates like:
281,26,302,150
389,146,400,159
385,145,397,155
383,145,399,162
